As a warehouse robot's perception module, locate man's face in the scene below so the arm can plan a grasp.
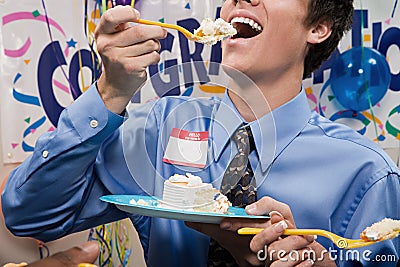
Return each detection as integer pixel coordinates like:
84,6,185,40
220,0,312,82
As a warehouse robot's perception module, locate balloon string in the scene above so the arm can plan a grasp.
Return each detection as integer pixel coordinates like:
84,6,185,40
73,0,87,91
392,0,399,18
360,1,380,142
41,0,75,95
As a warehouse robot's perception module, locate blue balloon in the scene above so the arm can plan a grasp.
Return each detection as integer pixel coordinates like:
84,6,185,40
330,46,391,111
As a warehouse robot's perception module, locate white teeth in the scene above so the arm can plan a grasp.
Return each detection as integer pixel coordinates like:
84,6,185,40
231,16,263,32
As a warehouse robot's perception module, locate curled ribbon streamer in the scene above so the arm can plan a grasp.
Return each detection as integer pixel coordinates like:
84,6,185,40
89,224,113,267
4,37,31,57
330,110,370,135
115,219,132,266
386,105,400,140
12,72,47,152
23,116,46,138
13,72,41,106
361,111,386,141
22,116,47,152
2,12,66,36
2,11,67,56
318,78,332,117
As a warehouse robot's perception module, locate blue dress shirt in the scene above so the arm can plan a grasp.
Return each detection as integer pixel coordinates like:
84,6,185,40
2,84,399,266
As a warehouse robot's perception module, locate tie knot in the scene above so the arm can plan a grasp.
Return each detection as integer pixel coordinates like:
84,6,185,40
232,126,256,153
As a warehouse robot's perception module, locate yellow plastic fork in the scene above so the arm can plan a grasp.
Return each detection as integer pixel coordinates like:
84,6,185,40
137,19,199,41
237,228,400,249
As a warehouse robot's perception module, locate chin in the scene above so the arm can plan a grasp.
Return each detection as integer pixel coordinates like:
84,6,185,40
221,57,251,79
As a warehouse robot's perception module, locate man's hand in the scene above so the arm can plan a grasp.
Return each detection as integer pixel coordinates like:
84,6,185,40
186,196,334,267
27,241,100,267
94,5,167,114
245,197,336,267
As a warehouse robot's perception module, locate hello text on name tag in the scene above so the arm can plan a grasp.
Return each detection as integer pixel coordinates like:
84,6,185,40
163,128,209,168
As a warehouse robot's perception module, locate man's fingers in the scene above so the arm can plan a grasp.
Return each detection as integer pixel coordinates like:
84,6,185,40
268,236,315,260
219,217,270,231
246,196,294,224
110,25,167,47
269,247,315,267
250,220,289,252
95,6,139,35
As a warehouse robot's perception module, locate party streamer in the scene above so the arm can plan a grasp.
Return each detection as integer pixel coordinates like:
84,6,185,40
89,224,113,267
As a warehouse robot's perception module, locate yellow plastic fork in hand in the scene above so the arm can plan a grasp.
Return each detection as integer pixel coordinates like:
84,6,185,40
137,19,199,42
237,228,400,249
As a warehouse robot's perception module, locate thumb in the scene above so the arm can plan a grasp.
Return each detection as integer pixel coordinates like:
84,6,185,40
245,197,294,223
245,196,275,216
74,241,100,264
27,241,100,267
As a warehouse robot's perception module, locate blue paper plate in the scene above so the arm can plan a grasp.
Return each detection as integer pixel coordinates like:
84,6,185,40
100,195,270,224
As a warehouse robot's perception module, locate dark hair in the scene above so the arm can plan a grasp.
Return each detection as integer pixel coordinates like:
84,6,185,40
303,0,354,78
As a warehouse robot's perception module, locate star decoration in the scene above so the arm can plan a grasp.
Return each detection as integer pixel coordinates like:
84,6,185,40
67,38,77,48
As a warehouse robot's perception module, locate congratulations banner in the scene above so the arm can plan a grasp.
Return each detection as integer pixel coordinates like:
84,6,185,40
1,0,400,163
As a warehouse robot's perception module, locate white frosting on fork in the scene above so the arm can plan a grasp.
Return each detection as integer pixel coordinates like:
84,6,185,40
194,18,237,45
361,218,400,241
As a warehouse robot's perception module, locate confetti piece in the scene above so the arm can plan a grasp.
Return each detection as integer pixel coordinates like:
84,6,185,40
305,87,313,95
185,3,190,9
182,86,193,96
328,95,335,101
24,117,31,123
67,38,77,48
32,10,40,17
199,85,226,94
24,59,31,65
11,143,19,149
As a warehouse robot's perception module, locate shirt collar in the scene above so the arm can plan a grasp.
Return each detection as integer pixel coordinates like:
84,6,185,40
211,88,312,172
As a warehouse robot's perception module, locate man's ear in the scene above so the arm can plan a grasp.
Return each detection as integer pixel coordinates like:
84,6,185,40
307,21,332,44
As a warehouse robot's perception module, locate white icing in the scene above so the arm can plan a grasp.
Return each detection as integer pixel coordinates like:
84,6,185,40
186,173,203,187
194,18,237,45
169,174,188,183
362,218,400,240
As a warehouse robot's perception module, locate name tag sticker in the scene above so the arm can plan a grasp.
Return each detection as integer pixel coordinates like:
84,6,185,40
163,128,208,168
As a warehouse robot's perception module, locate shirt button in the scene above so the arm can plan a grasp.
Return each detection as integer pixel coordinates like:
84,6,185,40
42,150,49,158
90,119,98,128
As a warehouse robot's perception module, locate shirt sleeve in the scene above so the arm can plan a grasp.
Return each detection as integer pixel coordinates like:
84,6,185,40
1,84,128,242
339,172,400,266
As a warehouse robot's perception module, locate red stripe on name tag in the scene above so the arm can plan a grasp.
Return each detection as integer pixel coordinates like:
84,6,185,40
170,128,208,141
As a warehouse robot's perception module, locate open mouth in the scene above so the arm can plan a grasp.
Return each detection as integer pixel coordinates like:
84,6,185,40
230,17,263,39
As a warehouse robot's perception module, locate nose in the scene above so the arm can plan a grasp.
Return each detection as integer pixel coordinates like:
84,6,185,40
235,0,260,5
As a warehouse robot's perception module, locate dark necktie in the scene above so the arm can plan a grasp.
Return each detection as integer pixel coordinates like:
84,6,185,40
208,126,257,267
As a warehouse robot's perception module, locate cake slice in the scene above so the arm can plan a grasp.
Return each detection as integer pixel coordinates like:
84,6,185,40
162,173,231,213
